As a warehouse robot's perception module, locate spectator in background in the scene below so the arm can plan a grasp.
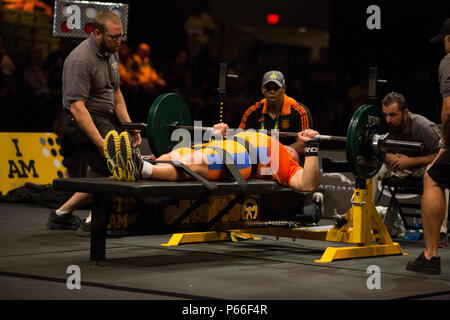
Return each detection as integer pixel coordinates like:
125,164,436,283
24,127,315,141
0,67,6,98
24,49,51,100
0,61,14,131
185,1,216,58
0,36,15,78
132,42,167,93
347,71,369,114
127,42,168,122
308,48,340,134
166,50,193,91
43,39,78,136
165,49,206,121
0,36,20,131
43,39,75,95
0,35,17,100
118,44,139,90
118,43,141,122
23,49,53,132
184,0,216,81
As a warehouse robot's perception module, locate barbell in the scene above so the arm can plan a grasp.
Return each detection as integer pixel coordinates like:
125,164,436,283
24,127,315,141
122,92,424,179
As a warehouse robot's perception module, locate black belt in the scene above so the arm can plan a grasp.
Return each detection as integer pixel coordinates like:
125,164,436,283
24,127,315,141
229,136,259,177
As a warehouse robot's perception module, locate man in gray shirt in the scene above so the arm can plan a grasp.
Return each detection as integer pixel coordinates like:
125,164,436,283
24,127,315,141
46,11,141,234
381,92,440,172
372,92,441,236
407,18,450,274
373,92,440,185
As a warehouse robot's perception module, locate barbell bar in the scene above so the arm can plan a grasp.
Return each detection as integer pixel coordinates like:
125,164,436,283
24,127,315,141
169,123,423,152
170,123,346,141
124,122,343,141
123,122,348,142
122,119,423,154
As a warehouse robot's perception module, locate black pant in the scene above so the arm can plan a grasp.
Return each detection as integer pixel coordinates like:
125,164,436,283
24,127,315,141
428,148,450,189
64,111,118,177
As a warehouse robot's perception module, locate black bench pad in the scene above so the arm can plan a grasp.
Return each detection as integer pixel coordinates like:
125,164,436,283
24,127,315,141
53,178,291,198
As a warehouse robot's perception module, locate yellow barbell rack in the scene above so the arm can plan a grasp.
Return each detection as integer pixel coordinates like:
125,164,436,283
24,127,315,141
161,179,407,263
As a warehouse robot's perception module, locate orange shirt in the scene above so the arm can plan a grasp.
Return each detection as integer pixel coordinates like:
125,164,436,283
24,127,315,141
238,94,311,147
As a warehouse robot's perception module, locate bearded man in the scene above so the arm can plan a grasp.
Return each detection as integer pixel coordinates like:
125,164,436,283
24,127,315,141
380,92,440,175
46,11,141,236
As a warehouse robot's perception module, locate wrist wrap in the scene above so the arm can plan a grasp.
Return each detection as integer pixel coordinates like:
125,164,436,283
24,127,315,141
304,140,319,157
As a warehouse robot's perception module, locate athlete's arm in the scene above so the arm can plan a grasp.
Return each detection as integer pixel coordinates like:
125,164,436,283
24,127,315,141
287,129,319,192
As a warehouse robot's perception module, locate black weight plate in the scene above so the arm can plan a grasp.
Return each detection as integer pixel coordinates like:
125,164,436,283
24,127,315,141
346,104,387,179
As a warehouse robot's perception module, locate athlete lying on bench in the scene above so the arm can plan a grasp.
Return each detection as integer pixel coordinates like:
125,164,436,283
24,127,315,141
104,124,320,193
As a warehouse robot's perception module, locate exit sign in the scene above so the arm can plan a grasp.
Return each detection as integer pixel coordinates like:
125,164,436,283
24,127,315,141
267,14,279,24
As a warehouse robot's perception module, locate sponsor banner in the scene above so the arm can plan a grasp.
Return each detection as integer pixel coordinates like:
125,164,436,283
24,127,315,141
0,132,67,195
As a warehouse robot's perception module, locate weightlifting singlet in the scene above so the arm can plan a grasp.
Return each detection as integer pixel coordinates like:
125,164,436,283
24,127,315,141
172,139,252,180
172,132,302,185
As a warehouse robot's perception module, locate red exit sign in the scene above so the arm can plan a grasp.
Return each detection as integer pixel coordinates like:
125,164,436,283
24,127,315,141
267,14,279,25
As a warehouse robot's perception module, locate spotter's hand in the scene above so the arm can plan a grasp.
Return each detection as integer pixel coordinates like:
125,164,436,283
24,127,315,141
129,130,142,147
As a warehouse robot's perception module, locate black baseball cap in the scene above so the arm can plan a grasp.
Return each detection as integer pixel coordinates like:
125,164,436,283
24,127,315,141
430,18,450,44
262,70,285,88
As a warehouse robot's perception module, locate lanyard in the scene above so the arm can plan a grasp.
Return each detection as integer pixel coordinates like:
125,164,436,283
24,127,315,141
261,113,279,130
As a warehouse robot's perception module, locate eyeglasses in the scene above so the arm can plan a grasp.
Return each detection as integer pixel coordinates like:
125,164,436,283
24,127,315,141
103,33,126,41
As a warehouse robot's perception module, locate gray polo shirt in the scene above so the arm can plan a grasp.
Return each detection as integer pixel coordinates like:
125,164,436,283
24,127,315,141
439,53,450,99
62,36,120,115
387,111,441,156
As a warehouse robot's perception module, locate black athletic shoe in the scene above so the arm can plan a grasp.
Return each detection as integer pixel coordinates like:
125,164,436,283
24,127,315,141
76,219,91,237
119,131,143,181
46,210,81,230
405,252,441,274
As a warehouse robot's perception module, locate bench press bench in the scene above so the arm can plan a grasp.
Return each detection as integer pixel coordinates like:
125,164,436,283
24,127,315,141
52,177,291,262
